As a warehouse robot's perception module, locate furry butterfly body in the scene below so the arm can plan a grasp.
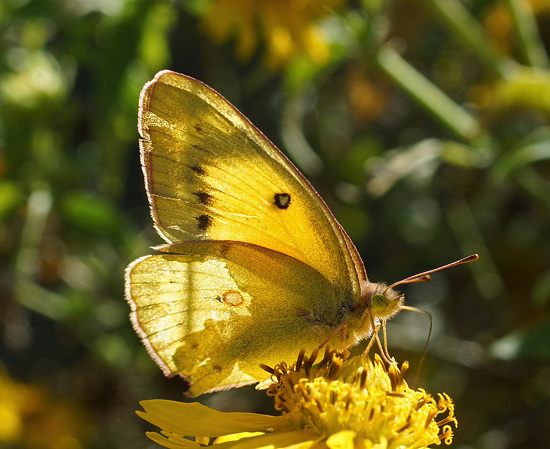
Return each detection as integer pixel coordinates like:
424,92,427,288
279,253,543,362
126,71,405,396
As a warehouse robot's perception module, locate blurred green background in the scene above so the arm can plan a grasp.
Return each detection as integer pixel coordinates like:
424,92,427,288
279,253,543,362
1,0,550,448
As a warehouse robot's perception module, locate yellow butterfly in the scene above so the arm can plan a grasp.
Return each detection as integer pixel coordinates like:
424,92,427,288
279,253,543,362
125,70,477,396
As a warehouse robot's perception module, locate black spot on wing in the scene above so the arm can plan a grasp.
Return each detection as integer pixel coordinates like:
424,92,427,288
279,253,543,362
274,193,291,210
196,214,213,231
194,123,203,133
193,191,213,206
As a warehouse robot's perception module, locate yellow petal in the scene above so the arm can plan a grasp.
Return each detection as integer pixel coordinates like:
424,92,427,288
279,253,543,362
326,431,356,449
149,429,318,449
146,431,201,448
215,432,265,444
211,429,318,449
138,400,284,437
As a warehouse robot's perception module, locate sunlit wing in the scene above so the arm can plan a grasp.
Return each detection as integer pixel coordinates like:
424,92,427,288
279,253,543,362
138,71,367,297
126,241,345,396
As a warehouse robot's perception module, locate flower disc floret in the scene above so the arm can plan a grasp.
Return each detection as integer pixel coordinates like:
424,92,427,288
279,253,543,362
137,349,457,449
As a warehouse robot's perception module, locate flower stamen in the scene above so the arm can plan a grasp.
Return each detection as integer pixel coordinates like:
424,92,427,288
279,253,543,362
138,349,458,449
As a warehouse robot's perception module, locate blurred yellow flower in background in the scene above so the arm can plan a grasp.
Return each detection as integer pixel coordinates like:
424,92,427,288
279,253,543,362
0,367,87,449
138,350,457,449
201,0,344,68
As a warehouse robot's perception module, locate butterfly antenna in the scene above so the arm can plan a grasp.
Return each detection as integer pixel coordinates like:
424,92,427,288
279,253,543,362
387,254,479,290
400,305,433,388
384,275,430,293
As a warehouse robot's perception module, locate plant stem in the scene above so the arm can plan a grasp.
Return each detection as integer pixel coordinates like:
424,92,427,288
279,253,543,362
374,45,482,143
506,0,549,68
425,0,514,78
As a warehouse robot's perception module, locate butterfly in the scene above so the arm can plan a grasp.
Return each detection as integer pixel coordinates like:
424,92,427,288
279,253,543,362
125,70,477,396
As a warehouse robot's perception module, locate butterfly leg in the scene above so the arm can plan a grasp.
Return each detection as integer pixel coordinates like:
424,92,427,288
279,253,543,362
363,312,379,356
364,312,394,365
363,324,379,356
374,327,394,365
318,321,348,350
381,321,396,364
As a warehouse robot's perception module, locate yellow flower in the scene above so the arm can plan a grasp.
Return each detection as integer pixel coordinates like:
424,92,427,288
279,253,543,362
0,366,87,449
138,349,457,449
200,0,343,68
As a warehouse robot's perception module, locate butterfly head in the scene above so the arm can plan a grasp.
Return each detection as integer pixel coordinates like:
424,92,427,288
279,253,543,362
341,281,405,347
369,284,404,320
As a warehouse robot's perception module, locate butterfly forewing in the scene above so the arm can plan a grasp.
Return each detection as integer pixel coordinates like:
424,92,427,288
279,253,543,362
138,71,366,295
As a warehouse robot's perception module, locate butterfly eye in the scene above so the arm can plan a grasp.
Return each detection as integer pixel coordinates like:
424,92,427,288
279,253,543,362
371,293,388,311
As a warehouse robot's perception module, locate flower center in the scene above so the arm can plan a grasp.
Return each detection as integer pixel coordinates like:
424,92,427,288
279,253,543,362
263,349,457,447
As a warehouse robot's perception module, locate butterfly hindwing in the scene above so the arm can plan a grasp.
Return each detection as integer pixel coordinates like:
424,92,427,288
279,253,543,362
126,241,345,395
